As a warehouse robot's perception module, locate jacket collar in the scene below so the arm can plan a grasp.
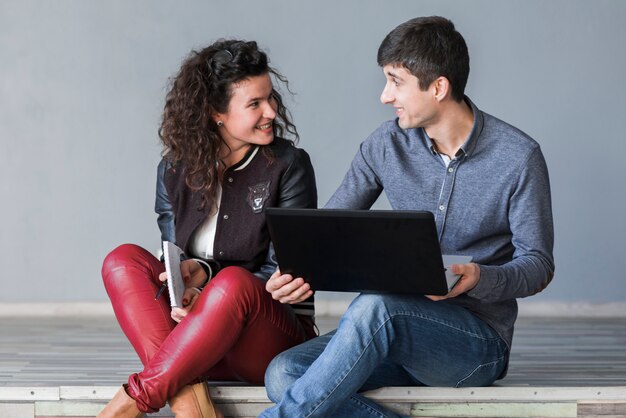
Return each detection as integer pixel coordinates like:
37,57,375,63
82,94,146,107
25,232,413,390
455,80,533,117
229,145,260,171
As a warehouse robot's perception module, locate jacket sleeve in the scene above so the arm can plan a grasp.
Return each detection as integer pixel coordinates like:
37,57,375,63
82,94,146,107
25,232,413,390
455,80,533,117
276,148,318,209
255,148,318,281
155,159,176,244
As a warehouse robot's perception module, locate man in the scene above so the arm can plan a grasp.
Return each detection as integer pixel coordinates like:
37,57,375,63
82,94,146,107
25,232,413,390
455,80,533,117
262,16,554,418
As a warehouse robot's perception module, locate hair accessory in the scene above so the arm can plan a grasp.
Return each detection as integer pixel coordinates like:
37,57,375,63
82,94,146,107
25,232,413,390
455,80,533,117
216,121,223,127
216,49,233,60
207,49,234,78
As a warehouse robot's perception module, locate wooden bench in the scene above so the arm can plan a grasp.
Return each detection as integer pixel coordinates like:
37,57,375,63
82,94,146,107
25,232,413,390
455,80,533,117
2,385,626,417
2,308,626,417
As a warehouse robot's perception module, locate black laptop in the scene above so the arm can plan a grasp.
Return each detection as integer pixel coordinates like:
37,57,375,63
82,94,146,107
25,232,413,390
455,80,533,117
265,208,465,295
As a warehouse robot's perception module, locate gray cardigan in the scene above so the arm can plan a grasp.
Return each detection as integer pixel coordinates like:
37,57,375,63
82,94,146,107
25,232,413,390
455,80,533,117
326,97,555,349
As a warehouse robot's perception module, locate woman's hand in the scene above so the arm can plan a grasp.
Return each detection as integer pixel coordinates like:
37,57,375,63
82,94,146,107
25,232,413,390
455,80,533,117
170,287,202,322
159,259,208,288
266,269,313,304
159,259,207,322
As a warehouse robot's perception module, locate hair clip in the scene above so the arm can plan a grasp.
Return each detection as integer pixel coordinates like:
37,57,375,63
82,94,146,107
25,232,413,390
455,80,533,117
207,49,234,78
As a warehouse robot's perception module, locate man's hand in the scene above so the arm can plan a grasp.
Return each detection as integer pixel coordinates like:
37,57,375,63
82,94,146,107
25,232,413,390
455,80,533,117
427,263,480,301
266,269,313,304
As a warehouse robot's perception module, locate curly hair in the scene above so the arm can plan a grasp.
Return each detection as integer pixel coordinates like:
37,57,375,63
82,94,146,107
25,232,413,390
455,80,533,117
159,39,299,211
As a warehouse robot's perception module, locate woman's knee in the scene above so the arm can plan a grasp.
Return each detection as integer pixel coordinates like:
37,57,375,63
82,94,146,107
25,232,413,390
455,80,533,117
210,266,261,294
101,243,151,286
193,267,264,314
102,243,143,272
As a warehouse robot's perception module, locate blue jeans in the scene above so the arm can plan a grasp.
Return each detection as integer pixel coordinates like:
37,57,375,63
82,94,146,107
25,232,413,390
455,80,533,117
261,294,508,418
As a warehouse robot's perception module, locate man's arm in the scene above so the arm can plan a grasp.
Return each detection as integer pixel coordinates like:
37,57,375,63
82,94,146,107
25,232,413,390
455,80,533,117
467,146,555,303
326,136,385,209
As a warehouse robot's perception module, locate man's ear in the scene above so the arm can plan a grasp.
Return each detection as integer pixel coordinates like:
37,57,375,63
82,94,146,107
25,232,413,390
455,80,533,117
432,76,451,102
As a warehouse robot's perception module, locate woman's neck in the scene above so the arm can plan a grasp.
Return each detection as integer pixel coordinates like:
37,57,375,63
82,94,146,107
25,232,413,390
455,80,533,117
219,144,252,169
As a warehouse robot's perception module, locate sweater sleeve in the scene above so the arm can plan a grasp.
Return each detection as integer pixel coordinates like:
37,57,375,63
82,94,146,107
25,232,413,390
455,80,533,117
325,128,385,210
467,146,555,302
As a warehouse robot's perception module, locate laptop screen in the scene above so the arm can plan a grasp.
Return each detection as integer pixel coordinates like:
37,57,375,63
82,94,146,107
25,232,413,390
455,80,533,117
266,208,450,295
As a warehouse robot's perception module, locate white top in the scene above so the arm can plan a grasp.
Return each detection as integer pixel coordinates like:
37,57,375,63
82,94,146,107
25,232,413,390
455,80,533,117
188,146,260,259
189,185,222,259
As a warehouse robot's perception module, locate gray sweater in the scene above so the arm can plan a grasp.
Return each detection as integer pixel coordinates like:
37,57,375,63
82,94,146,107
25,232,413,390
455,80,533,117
326,98,554,348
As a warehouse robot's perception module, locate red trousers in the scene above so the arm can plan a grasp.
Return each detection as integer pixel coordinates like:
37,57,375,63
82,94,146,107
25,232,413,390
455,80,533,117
102,244,315,413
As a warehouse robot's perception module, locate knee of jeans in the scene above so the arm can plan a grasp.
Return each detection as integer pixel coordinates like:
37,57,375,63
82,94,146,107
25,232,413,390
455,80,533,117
101,243,144,284
264,351,297,402
344,293,390,323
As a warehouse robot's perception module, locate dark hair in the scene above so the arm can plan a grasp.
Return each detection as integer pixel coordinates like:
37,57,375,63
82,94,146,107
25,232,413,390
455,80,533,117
377,16,469,102
159,39,298,210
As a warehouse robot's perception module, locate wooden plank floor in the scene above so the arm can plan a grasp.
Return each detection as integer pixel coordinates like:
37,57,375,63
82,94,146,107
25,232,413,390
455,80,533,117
1,316,626,417
1,316,626,387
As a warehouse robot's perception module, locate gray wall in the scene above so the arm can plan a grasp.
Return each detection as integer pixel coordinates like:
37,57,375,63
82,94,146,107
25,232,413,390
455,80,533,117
1,0,625,303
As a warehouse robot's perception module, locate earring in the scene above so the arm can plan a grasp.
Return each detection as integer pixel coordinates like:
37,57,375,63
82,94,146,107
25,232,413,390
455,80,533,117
217,121,223,127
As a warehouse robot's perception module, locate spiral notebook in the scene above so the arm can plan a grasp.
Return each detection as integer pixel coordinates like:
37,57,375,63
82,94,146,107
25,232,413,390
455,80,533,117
162,241,185,307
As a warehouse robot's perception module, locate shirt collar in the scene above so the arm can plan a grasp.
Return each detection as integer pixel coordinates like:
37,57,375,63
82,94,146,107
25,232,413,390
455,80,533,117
460,96,483,158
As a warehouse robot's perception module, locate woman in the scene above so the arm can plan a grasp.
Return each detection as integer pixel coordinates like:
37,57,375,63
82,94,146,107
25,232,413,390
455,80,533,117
99,40,317,418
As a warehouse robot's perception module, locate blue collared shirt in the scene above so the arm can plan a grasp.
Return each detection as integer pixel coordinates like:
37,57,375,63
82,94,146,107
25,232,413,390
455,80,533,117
326,98,554,348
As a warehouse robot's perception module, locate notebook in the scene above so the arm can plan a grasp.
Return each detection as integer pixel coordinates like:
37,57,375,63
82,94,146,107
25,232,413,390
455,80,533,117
162,241,185,307
265,208,471,295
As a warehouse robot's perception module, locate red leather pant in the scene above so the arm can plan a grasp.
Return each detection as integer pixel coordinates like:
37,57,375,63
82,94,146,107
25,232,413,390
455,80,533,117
102,244,315,413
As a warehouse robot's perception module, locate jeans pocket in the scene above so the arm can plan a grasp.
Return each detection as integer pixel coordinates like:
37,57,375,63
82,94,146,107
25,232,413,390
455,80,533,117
455,356,506,388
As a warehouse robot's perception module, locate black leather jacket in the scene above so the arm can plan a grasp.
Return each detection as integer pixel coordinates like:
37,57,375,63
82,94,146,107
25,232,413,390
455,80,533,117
154,137,317,279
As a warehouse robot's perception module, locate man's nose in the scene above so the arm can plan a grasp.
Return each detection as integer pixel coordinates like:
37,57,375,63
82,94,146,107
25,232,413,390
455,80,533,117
380,85,394,104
